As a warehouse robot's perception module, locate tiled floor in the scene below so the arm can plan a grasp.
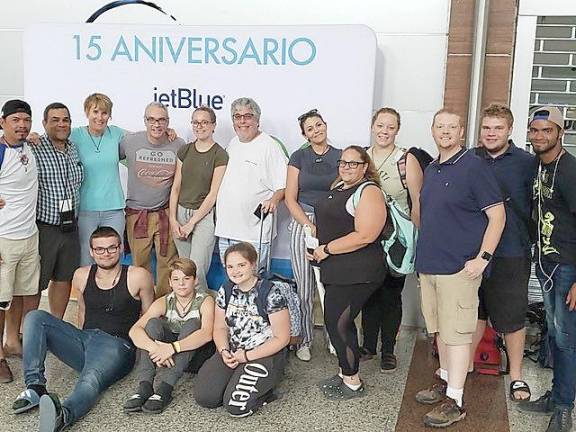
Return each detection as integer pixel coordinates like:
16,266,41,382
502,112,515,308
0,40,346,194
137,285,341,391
0,302,565,431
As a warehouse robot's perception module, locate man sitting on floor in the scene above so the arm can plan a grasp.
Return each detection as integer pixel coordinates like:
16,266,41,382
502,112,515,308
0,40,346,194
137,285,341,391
12,226,154,432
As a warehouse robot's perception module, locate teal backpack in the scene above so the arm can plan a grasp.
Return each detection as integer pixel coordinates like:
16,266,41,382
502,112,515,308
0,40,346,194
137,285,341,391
351,181,417,276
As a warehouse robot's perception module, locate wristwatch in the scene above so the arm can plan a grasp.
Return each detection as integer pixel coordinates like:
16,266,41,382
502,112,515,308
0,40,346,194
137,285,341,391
480,251,493,262
323,244,332,256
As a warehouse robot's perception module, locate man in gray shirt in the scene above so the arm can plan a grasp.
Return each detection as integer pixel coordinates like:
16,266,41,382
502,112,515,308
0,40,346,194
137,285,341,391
121,102,185,296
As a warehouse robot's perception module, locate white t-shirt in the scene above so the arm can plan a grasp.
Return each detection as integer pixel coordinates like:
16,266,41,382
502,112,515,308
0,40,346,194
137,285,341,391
215,132,287,243
0,143,38,239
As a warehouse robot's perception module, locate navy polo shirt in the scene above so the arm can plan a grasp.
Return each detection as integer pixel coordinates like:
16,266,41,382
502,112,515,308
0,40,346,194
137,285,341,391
476,141,536,258
415,148,503,274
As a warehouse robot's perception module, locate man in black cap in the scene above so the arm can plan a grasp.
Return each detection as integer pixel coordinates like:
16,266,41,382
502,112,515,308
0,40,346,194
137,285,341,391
0,99,40,384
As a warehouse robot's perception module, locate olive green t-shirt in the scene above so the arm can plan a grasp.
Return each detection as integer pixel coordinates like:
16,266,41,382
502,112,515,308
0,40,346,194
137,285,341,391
177,141,229,209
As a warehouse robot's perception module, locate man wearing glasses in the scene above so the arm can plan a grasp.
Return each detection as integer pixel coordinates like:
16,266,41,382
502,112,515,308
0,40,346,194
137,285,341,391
0,99,39,384
215,97,288,268
12,226,154,431
120,102,185,296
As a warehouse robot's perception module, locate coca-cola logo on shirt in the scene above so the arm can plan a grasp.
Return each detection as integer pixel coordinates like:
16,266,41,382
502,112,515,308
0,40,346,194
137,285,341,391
134,149,176,187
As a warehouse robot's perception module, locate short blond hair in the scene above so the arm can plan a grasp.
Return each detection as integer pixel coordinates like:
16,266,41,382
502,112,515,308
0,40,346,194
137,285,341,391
432,108,462,126
169,257,197,278
83,93,113,115
481,103,514,127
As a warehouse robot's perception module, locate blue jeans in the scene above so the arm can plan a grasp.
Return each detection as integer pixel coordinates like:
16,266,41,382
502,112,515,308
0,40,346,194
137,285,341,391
536,259,576,408
22,310,135,425
78,210,125,266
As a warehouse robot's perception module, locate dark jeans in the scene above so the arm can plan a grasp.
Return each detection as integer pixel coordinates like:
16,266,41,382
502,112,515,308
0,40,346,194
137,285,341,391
361,274,405,355
22,310,135,425
136,317,205,387
536,260,576,408
193,349,286,417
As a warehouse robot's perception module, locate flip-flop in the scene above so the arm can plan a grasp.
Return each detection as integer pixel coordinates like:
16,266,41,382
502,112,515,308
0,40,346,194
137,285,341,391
510,380,531,402
12,388,41,414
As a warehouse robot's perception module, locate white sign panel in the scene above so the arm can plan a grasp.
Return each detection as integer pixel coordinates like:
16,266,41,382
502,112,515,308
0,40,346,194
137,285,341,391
24,23,377,262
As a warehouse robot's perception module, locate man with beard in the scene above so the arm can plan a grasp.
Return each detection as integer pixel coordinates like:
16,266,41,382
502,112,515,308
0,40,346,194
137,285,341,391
470,104,535,402
0,99,39,383
11,226,154,432
518,106,576,432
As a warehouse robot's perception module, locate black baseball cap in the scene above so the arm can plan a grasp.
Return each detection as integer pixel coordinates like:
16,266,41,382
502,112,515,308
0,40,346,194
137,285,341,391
1,99,32,119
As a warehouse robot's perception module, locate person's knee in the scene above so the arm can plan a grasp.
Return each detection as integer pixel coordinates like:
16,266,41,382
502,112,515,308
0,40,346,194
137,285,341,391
23,309,50,331
144,318,164,339
179,318,201,338
77,368,104,393
193,386,222,409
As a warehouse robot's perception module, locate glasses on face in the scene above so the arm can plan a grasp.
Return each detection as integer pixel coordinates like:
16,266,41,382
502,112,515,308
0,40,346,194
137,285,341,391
337,160,366,169
91,244,120,255
145,116,169,126
233,113,255,122
191,120,213,128
297,109,319,123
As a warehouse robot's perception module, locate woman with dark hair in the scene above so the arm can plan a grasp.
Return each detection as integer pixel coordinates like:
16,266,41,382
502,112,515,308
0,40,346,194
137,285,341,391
193,242,290,417
169,106,228,291
311,146,387,399
285,109,341,361
360,107,425,372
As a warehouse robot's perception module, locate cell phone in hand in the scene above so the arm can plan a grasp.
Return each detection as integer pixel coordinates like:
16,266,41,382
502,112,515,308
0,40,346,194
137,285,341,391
253,203,270,220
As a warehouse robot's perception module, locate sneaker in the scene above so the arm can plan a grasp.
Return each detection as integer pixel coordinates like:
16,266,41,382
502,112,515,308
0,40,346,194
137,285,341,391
0,359,13,383
323,381,367,400
380,353,397,373
415,380,447,405
359,347,375,362
39,393,65,432
123,381,154,413
142,382,173,414
423,397,466,428
517,391,555,416
546,406,573,432
317,374,343,390
296,346,311,362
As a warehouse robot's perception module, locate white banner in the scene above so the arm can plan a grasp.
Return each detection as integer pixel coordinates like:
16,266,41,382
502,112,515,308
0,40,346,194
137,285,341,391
24,23,377,262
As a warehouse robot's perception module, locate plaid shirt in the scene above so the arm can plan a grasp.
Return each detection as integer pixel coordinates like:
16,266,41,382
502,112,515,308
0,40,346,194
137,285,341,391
30,135,84,225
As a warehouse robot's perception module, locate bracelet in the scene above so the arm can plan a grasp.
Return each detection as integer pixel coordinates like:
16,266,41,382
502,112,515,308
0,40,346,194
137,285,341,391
170,342,179,354
220,347,230,355
323,244,331,256
244,350,250,362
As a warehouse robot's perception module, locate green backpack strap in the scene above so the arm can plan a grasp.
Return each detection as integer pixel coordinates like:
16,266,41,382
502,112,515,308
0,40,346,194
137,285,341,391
270,135,290,159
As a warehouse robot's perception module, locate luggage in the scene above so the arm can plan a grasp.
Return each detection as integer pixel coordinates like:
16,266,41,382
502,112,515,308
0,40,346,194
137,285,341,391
474,326,509,376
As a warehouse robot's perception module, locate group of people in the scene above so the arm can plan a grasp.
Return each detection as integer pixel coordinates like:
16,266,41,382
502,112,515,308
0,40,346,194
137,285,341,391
0,93,574,432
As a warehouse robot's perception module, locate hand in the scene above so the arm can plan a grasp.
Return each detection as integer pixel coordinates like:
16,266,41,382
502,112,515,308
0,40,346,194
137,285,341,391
149,340,176,364
166,128,178,142
462,257,488,280
159,357,175,368
221,348,238,369
170,219,186,239
232,349,249,364
261,199,278,214
181,221,197,238
27,132,40,145
566,283,576,311
0,197,5,210
312,245,329,263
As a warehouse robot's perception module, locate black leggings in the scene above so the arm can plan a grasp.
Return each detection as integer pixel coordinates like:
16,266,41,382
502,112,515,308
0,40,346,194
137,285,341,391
361,274,405,355
324,281,381,376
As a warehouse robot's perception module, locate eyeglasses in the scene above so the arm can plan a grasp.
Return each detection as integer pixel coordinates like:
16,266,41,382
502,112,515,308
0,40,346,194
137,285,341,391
298,109,319,122
233,113,255,122
337,160,366,169
91,244,120,255
191,120,213,128
145,116,169,126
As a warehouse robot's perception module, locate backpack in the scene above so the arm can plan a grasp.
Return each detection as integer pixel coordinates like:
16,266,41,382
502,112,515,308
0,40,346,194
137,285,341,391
474,326,509,375
397,147,434,210
222,277,302,342
352,181,417,276
0,144,6,171
525,301,553,368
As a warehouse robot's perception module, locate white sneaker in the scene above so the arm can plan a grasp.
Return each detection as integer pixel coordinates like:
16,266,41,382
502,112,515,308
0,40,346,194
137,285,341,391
296,346,312,362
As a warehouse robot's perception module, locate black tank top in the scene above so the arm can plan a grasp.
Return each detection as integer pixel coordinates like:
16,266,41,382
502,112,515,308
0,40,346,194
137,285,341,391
316,180,387,285
83,265,141,342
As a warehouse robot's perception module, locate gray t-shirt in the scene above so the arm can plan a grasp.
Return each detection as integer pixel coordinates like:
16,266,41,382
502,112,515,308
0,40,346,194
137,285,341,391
120,131,185,210
288,145,341,212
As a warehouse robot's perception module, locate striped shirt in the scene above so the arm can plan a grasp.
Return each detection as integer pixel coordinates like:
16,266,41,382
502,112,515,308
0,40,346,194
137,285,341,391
30,135,84,225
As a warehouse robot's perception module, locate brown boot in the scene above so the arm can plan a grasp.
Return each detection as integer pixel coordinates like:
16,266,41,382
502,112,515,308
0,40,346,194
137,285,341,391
415,379,447,405
0,359,14,383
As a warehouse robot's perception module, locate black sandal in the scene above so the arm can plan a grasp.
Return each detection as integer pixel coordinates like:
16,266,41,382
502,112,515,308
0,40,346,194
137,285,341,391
510,380,531,402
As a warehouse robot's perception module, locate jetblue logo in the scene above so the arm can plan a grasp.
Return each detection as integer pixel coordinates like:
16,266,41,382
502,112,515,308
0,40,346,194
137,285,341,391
153,87,224,110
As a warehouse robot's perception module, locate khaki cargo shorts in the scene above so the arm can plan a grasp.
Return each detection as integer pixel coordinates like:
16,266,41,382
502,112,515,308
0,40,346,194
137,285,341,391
419,271,481,345
0,232,40,303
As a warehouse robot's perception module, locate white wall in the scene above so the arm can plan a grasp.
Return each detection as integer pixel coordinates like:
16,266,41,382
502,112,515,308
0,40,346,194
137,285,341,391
0,0,450,327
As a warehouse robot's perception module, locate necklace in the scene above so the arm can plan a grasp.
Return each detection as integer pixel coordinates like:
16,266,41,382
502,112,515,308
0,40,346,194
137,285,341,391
176,296,194,316
311,144,330,163
87,126,105,153
370,146,396,172
96,266,122,313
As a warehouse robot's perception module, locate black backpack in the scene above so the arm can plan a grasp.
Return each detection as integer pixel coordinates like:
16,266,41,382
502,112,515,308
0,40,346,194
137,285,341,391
222,278,274,323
